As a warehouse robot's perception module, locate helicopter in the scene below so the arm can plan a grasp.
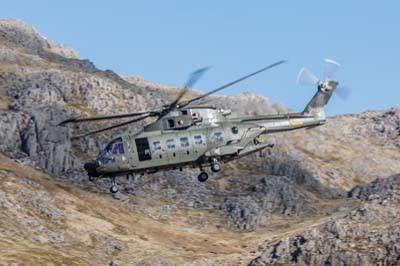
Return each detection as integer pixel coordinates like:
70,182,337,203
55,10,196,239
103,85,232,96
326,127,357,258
60,59,346,194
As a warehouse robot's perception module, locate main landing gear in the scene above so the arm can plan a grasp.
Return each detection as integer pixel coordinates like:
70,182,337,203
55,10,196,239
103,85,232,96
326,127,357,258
198,171,209,182
198,158,221,182
211,158,221,173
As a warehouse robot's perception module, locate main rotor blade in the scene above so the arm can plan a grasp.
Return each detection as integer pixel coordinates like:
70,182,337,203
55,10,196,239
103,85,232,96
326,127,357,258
184,66,211,88
59,111,154,125
182,60,286,107
168,87,189,109
167,66,211,110
71,114,151,139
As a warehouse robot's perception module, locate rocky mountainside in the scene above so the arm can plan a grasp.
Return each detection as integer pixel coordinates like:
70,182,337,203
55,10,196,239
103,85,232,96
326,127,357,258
0,154,251,266
250,174,400,266
0,19,399,265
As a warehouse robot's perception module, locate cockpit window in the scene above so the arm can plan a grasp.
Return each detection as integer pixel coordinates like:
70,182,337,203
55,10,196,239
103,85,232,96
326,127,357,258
112,142,125,154
98,137,124,159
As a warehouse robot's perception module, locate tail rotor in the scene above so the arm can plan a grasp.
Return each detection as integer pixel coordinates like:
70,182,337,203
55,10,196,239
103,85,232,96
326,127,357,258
297,58,350,100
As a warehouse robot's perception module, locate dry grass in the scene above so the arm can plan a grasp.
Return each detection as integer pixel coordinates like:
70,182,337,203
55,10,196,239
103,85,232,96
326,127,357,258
0,70,9,110
66,102,97,116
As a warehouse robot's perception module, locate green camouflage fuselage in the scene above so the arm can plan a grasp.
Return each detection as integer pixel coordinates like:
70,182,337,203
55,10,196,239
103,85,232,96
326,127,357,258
92,108,323,177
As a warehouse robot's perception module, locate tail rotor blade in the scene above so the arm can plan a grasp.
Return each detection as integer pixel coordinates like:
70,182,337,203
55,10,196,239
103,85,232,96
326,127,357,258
296,67,319,86
335,85,350,101
324,58,340,80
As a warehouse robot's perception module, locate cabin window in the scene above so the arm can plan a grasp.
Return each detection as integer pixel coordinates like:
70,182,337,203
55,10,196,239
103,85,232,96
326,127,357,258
194,135,203,145
168,119,175,128
213,132,224,142
180,137,190,147
166,139,175,149
181,110,188,115
153,141,161,150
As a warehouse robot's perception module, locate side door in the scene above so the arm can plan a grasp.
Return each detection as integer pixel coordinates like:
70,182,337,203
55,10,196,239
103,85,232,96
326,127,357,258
135,137,152,169
165,134,179,165
208,125,227,150
177,132,193,162
191,131,208,159
149,137,168,167
176,133,195,163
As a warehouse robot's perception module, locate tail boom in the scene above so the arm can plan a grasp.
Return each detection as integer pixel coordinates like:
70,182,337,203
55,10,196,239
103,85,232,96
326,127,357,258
302,80,338,120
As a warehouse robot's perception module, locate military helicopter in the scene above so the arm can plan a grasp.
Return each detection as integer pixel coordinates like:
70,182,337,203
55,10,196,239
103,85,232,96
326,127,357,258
60,59,345,194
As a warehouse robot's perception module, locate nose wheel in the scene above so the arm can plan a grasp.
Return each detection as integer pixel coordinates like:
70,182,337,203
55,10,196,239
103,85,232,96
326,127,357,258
110,177,119,194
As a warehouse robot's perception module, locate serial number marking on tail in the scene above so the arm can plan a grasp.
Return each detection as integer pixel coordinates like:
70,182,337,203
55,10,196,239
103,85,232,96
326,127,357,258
290,120,304,126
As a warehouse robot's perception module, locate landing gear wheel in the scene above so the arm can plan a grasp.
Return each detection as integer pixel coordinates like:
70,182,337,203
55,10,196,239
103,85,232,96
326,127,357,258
89,176,96,182
110,185,119,194
211,159,221,173
110,177,119,193
198,172,209,182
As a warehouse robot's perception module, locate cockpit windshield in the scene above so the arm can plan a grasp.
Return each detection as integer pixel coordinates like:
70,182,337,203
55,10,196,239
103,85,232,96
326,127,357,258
97,137,125,160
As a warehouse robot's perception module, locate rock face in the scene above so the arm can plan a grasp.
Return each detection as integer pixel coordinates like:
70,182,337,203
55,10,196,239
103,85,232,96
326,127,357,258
260,106,400,194
0,19,78,58
94,166,315,231
249,174,400,266
221,176,312,230
0,19,167,176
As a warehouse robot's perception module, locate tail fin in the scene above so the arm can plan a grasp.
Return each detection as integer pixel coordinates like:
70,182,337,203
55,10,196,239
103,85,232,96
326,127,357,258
302,80,338,119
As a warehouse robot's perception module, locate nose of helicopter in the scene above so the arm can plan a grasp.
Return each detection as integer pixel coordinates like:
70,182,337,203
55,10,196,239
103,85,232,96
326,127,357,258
84,160,100,177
